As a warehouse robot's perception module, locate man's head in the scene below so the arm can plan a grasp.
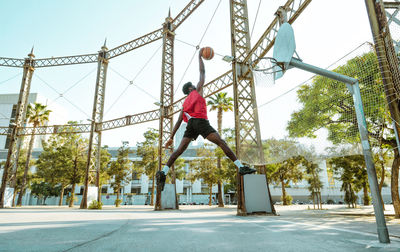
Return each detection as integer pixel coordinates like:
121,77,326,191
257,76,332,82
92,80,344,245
182,82,195,95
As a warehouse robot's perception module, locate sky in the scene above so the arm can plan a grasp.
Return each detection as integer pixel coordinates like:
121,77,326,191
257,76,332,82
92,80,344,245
0,0,377,151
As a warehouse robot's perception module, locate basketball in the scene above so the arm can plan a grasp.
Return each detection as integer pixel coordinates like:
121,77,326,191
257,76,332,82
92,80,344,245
201,47,214,60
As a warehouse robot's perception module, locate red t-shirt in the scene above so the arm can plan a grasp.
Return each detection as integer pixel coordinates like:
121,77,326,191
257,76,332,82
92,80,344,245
182,90,208,122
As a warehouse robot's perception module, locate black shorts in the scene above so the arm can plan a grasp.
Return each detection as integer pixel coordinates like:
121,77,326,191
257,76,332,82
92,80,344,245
183,118,217,140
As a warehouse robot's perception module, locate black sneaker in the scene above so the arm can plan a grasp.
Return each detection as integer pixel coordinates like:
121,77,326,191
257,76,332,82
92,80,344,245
239,166,256,175
156,171,166,191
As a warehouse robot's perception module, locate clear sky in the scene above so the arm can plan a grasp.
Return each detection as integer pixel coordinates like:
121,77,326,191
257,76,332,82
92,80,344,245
0,0,376,151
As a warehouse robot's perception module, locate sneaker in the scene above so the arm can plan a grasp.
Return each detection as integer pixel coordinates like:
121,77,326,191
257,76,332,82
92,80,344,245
239,166,256,175
156,171,166,191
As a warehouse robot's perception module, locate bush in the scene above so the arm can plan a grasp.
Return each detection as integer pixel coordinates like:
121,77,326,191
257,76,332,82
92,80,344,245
88,200,103,209
326,199,335,205
115,198,123,207
281,195,293,205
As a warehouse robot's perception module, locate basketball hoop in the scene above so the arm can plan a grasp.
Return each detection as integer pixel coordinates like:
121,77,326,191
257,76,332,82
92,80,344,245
250,22,296,86
250,57,284,86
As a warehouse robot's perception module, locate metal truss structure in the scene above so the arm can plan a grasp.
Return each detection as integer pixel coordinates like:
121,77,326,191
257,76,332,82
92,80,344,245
80,44,109,209
155,12,176,210
384,1,400,55
0,51,35,207
0,0,311,210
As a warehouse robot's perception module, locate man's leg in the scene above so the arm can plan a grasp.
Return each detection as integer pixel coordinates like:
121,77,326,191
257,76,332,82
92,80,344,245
206,132,256,175
206,132,237,161
156,137,192,191
166,137,192,167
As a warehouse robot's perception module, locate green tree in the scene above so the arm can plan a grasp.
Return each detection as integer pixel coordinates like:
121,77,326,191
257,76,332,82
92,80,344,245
36,135,69,206
108,145,131,207
286,51,400,215
9,149,34,206
305,161,323,209
30,181,60,205
173,157,187,181
36,122,88,207
266,156,305,205
329,155,369,207
191,145,219,206
136,129,159,206
17,103,51,206
221,128,238,196
97,146,112,203
208,93,233,207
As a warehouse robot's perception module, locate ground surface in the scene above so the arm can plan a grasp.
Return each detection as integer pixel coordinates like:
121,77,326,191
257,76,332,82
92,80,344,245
1,205,400,251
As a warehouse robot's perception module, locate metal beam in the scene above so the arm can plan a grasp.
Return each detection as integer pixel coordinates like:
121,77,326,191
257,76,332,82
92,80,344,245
384,1,400,9
172,0,204,31
107,29,163,59
0,51,35,208
34,54,98,67
80,44,109,209
230,0,270,216
155,13,176,211
0,57,25,68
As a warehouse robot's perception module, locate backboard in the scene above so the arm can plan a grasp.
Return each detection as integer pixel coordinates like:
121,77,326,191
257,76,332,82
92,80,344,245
272,22,296,80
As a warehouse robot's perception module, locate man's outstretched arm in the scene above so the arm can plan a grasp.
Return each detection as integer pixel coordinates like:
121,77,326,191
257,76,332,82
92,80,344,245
165,110,184,148
196,48,205,96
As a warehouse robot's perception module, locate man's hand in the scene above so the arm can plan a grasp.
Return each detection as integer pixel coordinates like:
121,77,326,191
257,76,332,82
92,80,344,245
199,47,204,58
165,138,173,148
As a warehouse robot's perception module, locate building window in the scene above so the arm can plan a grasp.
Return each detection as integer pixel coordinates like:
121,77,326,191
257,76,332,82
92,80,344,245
101,186,108,194
130,188,140,194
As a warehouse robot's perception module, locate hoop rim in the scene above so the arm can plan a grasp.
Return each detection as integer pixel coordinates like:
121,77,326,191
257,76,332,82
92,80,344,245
250,57,284,74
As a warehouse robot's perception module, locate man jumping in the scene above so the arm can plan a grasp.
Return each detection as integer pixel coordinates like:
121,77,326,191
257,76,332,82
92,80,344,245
156,48,256,191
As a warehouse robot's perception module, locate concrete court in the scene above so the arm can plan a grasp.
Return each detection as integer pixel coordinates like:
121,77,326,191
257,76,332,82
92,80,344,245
1,205,400,252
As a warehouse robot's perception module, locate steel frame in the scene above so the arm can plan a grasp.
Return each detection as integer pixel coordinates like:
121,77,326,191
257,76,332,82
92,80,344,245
229,0,268,215
0,51,35,208
80,44,109,209
155,13,176,211
0,0,311,209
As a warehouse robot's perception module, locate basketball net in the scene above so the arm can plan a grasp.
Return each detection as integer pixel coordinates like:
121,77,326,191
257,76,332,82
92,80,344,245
251,57,284,87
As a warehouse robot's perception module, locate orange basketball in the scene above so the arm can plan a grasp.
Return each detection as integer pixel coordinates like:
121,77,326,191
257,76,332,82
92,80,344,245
201,47,214,60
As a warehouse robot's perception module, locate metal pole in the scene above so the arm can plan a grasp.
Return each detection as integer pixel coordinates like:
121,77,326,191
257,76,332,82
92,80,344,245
288,58,390,243
351,81,390,243
0,50,34,208
80,43,108,209
155,10,175,211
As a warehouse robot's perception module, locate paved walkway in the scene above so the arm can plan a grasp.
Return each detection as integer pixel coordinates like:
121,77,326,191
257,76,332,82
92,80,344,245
1,205,400,251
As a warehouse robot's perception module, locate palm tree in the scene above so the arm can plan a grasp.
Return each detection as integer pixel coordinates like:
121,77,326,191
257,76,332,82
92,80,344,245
16,103,51,206
207,92,233,207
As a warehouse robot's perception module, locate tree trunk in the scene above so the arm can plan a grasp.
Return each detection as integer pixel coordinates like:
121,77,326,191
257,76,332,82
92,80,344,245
17,131,36,206
281,179,287,205
69,183,75,207
379,160,386,211
59,186,65,206
150,174,155,206
363,183,369,206
312,192,316,210
12,189,18,207
216,108,224,207
209,184,213,206
217,171,224,207
391,149,400,218
318,192,323,210
116,189,120,207
98,184,102,203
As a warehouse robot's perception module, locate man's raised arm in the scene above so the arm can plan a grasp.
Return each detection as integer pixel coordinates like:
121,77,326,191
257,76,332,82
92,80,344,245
196,48,205,96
